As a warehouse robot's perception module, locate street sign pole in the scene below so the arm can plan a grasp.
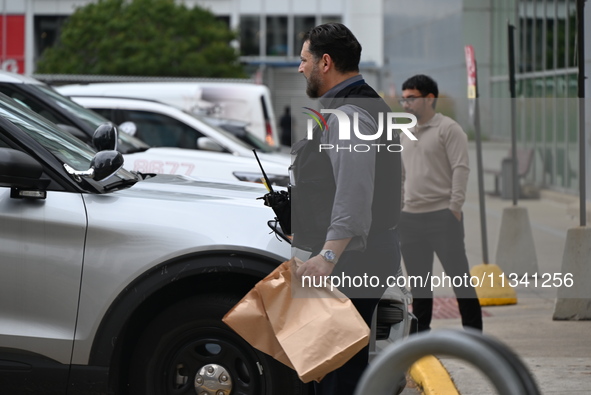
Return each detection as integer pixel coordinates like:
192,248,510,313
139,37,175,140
507,23,518,206
464,45,489,264
577,0,586,226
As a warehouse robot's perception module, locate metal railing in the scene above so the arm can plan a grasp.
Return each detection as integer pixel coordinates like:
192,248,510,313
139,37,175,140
354,329,541,395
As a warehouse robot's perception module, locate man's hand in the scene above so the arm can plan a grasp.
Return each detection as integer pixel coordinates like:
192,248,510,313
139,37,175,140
451,210,462,221
295,237,351,281
295,254,336,280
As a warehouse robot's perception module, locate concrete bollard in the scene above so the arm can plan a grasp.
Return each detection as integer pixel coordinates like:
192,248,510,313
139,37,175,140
553,226,591,320
496,206,539,277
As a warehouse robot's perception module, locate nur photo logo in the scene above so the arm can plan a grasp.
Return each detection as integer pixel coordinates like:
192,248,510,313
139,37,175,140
302,107,329,132
303,107,418,152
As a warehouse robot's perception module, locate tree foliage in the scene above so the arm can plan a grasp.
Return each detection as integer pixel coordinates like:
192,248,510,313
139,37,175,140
36,0,245,78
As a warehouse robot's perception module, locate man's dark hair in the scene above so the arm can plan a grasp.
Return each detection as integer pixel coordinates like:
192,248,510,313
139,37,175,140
402,74,439,108
303,23,361,73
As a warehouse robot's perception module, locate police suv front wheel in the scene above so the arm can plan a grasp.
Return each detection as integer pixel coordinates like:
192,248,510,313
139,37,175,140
127,293,306,395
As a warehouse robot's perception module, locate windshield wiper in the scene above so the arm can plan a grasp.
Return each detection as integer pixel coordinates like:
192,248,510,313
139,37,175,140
103,175,141,191
119,145,150,154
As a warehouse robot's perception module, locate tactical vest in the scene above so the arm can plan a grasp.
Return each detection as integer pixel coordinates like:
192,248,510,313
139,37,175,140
291,81,402,252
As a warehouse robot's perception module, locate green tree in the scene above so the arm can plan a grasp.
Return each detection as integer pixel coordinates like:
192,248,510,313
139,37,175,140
36,0,245,78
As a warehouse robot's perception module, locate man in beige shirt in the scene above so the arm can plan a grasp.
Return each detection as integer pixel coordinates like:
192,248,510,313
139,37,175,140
399,74,482,332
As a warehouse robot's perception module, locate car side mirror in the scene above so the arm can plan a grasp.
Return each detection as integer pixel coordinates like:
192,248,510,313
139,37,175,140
197,137,224,152
64,150,124,182
92,122,119,151
91,150,125,181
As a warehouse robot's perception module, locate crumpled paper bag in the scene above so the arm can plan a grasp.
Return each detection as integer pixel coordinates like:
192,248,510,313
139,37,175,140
223,258,369,383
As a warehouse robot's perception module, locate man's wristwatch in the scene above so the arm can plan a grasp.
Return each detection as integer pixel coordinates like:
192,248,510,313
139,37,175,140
319,249,338,265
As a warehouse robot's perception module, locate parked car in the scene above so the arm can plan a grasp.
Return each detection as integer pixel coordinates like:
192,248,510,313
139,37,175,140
0,91,300,394
0,91,412,394
56,81,281,150
63,95,290,166
0,71,290,186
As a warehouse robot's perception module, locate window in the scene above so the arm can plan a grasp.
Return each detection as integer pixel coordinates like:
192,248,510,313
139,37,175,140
92,108,115,122
320,15,342,24
239,16,260,56
216,15,230,28
516,1,577,78
238,14,342,58
33,16,68,62
0,85,63,125
266,16,288,56
293,16,316,56
0,96,94,170
118,110,205,150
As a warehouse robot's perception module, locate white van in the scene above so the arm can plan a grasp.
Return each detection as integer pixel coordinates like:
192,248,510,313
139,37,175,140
198,82,279,147
56,81,280,150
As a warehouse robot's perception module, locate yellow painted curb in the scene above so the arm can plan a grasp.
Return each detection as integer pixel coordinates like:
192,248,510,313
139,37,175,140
470,263,518,306
409,355,459,395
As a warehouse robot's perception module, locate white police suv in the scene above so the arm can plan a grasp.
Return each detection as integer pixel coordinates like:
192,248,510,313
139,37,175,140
0,90,411,395
0,90,304,394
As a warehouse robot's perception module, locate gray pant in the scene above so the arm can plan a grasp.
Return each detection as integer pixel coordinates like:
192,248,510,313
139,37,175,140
399,209,483,332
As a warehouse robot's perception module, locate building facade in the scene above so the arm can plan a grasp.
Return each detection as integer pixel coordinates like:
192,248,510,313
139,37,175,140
1,0,589,194
384,0,590,196
0,0,386,130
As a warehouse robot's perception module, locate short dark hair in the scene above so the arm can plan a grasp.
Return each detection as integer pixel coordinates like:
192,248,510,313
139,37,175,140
402,74,439,108
303,23,361,73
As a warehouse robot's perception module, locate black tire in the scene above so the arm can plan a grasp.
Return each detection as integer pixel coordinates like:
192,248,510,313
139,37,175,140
375,324,391,340
377,305,404,324
128,293,308,395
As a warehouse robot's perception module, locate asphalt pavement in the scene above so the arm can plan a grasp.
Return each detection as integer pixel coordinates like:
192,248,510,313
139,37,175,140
396,140,591,394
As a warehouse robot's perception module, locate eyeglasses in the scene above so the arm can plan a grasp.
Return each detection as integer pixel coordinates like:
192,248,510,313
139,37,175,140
398,96,424,105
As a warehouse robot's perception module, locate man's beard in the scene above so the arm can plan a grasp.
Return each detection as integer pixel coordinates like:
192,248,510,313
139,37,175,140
305,65,321,98
404,108,417,118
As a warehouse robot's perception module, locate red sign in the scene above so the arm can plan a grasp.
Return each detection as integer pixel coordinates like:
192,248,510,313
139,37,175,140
0,15,25,74
464,45,476,99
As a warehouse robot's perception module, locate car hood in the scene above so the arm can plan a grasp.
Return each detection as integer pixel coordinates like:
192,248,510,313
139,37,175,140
83,173,290,280
123,147,289,185
251,150,292,166
116,172,271,202
138,147,288,174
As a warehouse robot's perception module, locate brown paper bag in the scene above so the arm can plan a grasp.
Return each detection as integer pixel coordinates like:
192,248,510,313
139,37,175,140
222,258,370,383
221,281,294,368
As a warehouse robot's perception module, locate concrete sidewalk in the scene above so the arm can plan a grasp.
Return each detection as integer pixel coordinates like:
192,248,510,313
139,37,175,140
419,141,591,394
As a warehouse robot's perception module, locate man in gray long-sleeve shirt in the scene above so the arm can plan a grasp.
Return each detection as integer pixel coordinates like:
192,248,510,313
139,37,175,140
319,81,377,252
399,74,483,332
291,23,402,395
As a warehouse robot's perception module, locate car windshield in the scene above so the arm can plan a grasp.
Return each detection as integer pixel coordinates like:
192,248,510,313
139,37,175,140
183,109,274,153
35,84,150,153
240,129,275,152
202,116,274,153
0,93,136,185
